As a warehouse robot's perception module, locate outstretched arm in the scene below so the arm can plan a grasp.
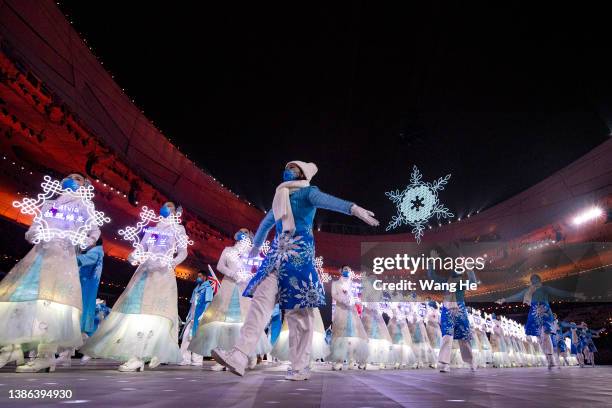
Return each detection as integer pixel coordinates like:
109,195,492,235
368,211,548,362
308,187,379,226
499,288,528,303
544,285,581,299
252,210,276,249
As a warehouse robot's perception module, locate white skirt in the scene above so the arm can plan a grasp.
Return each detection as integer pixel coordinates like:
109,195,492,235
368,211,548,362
366,338,391,364
0,300,82,350
271,314,330,362
79,312,180,363
188,320,271,357
328,336,369,363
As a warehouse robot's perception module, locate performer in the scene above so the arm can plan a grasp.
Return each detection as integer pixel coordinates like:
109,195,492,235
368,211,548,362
55,237,105,367
179,271,213,366
80,202,189,371
427,249,478,372
489,314,510,368
328,267,369,371
189,229,270,370
211,161,379,380
80,298,111,364
496,274,583,368
0,173,105,372
387,303,416,369
361,301,392,369
425,301,442,362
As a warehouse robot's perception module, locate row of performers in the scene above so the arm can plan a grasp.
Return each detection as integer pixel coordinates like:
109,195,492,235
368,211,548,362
0,162,594,379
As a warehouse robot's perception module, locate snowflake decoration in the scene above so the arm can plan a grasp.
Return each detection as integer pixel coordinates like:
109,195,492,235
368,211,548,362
12,175,110,249
314,256,332,283
385,165,454,243
118,206,193,268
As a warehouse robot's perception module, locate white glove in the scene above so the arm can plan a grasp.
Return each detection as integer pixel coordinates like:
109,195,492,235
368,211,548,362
351,205,379,226
248,247,260,259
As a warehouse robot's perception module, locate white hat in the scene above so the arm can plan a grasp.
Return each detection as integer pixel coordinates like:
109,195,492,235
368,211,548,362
286,161,318,181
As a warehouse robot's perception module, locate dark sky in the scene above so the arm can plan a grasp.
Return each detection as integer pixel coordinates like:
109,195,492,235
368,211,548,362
59,1,611,232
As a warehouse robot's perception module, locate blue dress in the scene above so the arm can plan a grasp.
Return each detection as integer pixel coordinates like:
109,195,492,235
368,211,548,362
268,304,282,345
427,268,477,341
187,281,214,337
244,186,354,309
77,245,104,336
93,302,111,333
503,285,576,336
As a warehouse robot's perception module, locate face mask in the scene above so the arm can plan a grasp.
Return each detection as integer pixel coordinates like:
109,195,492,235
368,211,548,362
160,205,172,218
341,270,350,278
235,232,247,242
283,168,300,182
62,178,80,192
196,277,203,284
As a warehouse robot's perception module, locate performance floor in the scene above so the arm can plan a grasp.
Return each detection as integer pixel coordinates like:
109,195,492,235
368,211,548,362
0,360,610,407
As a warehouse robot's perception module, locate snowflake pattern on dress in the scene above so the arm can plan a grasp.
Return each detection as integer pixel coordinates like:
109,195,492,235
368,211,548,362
385,165,453,243
525,301,554,336
440,303,472,340
244,230,325,309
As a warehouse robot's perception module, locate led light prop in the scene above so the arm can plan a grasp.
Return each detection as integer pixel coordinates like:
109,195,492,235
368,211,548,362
12,175,110,249
385,165,453,243
314,256,332,283
572,206,603,225
118,206,193,268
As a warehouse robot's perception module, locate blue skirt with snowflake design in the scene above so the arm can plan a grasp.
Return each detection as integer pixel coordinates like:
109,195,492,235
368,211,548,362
243,229,325,310
440,303,471,341
524,301,554,336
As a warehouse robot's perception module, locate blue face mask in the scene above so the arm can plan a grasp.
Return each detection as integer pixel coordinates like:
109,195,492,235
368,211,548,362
62,178,80,192
196,277,203,284
341,270,350,278
235,232,246,242
159,205,172,218
283,168,300,182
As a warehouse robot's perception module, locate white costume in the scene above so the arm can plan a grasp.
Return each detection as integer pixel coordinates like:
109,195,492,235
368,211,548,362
81,215,188,369
328,276,368,368
0,187,102,372
189,241,271,361
271,308,329,362
387,304,417,368
361,302,392,367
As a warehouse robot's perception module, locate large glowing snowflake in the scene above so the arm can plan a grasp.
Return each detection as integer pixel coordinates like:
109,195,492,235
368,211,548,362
385,165,454,242
12,175,110,249
118,206,193,268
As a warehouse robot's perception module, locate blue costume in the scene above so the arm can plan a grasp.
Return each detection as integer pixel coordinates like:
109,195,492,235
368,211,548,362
268,304,282,345
427,268,477,341
187,280,214,337
93,302,111,333
77,245,104,336
245,186,353,309
503,285,576,336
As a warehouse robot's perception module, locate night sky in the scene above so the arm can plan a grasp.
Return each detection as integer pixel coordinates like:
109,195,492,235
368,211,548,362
58,2,611,232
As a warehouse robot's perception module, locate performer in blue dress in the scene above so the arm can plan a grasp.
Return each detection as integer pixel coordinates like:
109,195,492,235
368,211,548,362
211,160,379,380
427,249,478,372
496,274,583,368
179,271,214,365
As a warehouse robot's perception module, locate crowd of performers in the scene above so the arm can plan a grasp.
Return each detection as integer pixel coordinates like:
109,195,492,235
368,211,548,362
0,162,600,380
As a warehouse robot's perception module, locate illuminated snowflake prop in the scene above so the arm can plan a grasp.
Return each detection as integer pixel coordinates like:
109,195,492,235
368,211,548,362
385,165,453,243
118,206,193,268
314,255,332,283
12,175,110,249
234,235,255,281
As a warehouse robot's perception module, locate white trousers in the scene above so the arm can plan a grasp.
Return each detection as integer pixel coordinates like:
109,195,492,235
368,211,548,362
234,273,314,372
438,335,472,365
180,320,203,364
539,327,553,355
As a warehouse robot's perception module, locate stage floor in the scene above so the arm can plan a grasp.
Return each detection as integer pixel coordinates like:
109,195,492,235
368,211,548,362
0,361,610,407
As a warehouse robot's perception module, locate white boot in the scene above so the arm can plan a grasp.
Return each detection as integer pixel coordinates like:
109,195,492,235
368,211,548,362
332,362,343,371
285,368,311,381
439,363,451,373
118,357,145,372
16,353,55,373
209,363,226,371
248,356,257,370
55,350,72,367
80,355,92,365
0,345,25,369
148,356,161,369
211,348,247,376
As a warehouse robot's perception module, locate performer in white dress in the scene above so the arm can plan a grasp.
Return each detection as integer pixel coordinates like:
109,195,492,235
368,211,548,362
0,173,107,372
188,229,271,370
80,202,189,372
328,267,369,370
